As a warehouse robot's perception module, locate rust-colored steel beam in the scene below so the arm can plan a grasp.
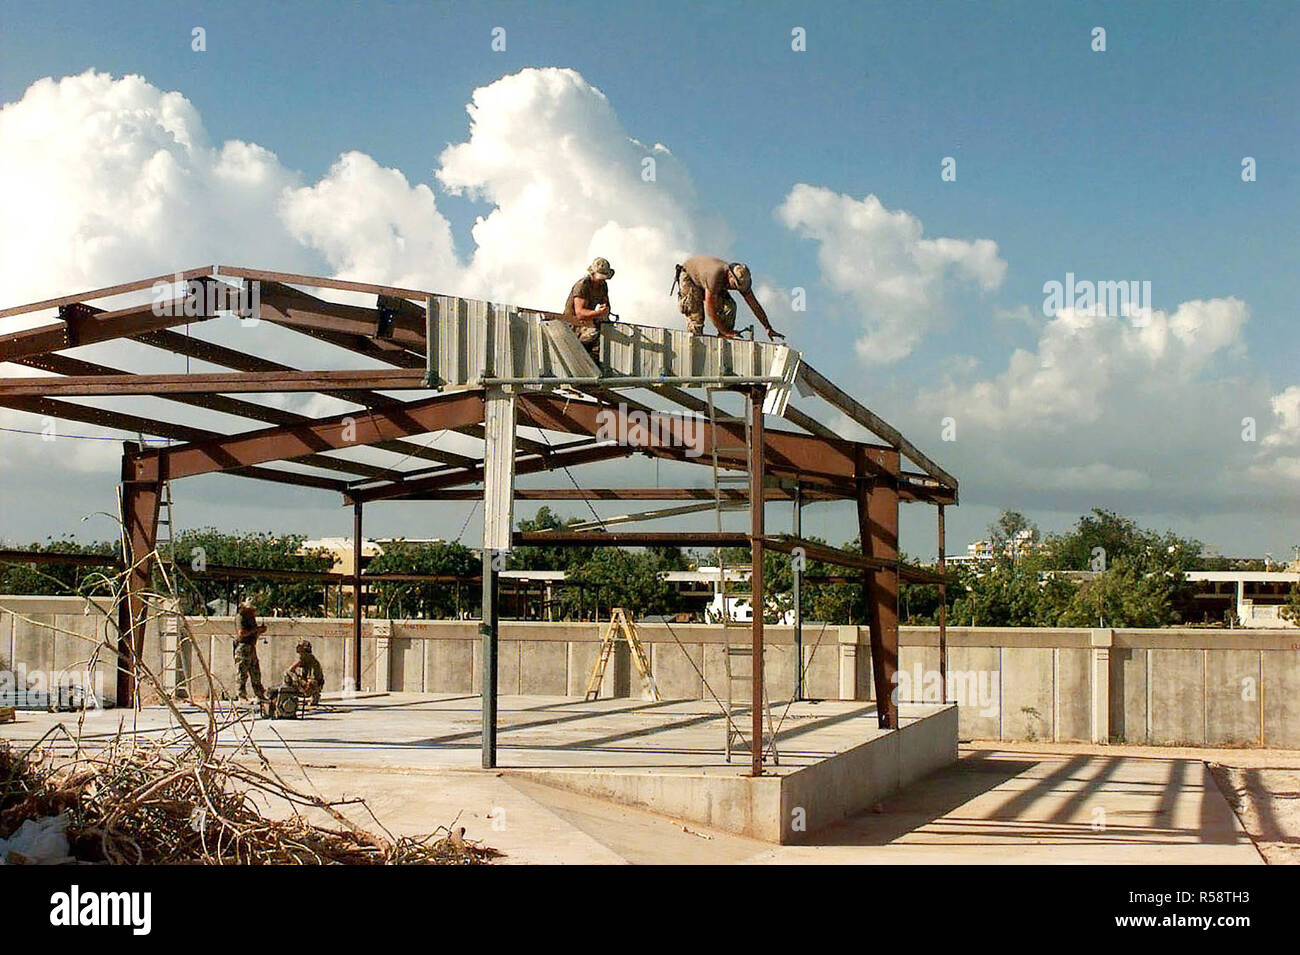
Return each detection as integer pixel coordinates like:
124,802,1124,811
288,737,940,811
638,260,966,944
514,531,751,548
118,445,161,707
763,535,949,583
0,285,224,362
128,390,485,483
419,487,840,502
800,362,958,494
0,395,350,491
133,329,482,466
217,266,434,308
352,441,634,502
0,368,429,397
858,446,901,730
763,536,895,572
0,265,214,320
519,393,864,487
257,281,426,352
14,354,393,481
0,549,123,569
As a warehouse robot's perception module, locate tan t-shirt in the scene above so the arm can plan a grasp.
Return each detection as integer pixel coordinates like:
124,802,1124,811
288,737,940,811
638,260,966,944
681,255,731,297
561,275,609,325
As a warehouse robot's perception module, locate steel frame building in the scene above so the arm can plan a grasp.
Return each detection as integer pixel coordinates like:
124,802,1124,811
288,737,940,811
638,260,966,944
0,265,958,775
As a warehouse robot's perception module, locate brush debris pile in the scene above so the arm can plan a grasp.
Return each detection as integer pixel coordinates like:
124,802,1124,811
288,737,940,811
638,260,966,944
0,719,497,865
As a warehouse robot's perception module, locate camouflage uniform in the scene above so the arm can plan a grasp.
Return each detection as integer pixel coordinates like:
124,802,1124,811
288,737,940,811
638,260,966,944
561,258,615,357
234,606,266,700
284,644,326,705
677,271,737,336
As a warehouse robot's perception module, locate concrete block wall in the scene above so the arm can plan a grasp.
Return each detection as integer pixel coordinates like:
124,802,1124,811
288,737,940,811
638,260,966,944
3,595,1298,749
0,596,138,708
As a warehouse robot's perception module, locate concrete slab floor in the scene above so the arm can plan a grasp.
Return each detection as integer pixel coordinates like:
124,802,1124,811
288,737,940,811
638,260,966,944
0,694,1265,864
0,692,935,775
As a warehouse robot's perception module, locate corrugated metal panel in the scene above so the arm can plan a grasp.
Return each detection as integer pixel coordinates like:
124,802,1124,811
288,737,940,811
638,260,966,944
482,387,516,552
426,295,798,388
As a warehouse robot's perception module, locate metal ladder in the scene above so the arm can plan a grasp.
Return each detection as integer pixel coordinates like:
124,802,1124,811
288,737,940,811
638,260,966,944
585,607,661,702
706,388,778,765
151,440,191,700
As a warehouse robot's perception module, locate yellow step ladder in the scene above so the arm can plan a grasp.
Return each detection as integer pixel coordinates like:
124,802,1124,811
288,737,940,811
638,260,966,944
585,608,661,702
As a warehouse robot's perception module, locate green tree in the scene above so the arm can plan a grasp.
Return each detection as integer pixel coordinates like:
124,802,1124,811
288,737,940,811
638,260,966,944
0,537,119,596
989,510,1040,557
1281,584,1300,626
366,540,479,619
560,548,679,619
170,529,333,616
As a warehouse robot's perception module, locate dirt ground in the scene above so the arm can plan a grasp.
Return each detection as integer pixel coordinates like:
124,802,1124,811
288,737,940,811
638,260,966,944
968,739,1300,864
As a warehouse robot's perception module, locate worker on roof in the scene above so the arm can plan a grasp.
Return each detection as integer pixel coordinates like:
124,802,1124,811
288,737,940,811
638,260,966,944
561,257,615,357
672,256,785,342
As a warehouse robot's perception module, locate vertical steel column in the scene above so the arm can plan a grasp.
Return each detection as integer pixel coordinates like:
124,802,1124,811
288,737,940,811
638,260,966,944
480,548,499,768
480,386,515,770
938,504,948,703
118,442,161,708
352,501,363,692
792,481,803,701
749,386,766,776
858,447,901,730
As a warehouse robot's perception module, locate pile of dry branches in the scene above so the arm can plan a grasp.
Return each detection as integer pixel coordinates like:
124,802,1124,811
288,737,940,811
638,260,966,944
0,552,498,865
0,712,497,865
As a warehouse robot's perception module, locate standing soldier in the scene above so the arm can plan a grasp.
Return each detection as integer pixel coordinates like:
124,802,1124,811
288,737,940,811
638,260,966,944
672,255,785,341
561,257,615,357
234,599,267,701
284,640,326,706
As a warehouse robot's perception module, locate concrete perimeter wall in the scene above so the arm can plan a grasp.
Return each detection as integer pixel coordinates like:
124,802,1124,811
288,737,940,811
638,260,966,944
2,597,1297,748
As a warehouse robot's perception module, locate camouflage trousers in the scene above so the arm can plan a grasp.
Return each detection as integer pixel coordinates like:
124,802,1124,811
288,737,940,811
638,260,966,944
234,643,265,699
573,321,602,357
283,671,322,704
677,272,736,336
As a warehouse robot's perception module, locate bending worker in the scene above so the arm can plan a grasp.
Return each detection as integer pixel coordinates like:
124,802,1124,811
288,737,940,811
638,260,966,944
673,255,784,341
561,256,615,357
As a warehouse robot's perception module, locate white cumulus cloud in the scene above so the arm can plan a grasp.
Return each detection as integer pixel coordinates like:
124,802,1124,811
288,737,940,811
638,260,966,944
775,183,1006,363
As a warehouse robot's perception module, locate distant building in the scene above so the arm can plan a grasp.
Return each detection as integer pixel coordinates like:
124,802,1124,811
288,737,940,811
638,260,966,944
1183,571,1299,628
947,528,1041,566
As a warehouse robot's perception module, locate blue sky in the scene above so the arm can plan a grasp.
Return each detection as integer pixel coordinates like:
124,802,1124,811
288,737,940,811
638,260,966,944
1,0,1298,558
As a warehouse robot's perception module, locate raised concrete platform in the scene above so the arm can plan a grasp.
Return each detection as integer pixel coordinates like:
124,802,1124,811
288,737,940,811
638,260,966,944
0,693,956,844
513,703,956,843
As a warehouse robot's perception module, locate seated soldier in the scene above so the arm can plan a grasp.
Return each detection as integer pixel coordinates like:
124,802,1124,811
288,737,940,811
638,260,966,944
284,640,326,705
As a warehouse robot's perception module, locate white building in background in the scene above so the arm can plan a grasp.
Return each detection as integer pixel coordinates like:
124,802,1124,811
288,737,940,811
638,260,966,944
1185,570,1300,628
946,529,1041,567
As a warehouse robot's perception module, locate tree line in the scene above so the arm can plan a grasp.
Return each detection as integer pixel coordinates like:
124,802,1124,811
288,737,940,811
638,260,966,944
1,507,1291,628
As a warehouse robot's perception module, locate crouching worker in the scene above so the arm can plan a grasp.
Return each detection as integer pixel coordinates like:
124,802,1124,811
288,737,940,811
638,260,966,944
561,257,615,358
284,640,326,706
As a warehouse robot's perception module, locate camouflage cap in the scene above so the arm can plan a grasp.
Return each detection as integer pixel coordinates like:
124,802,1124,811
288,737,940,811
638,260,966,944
588,257,615,279
296,640,312,653
727,262,752,293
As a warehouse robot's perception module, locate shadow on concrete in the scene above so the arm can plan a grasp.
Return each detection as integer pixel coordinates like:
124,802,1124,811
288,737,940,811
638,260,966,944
802,750,1037,847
